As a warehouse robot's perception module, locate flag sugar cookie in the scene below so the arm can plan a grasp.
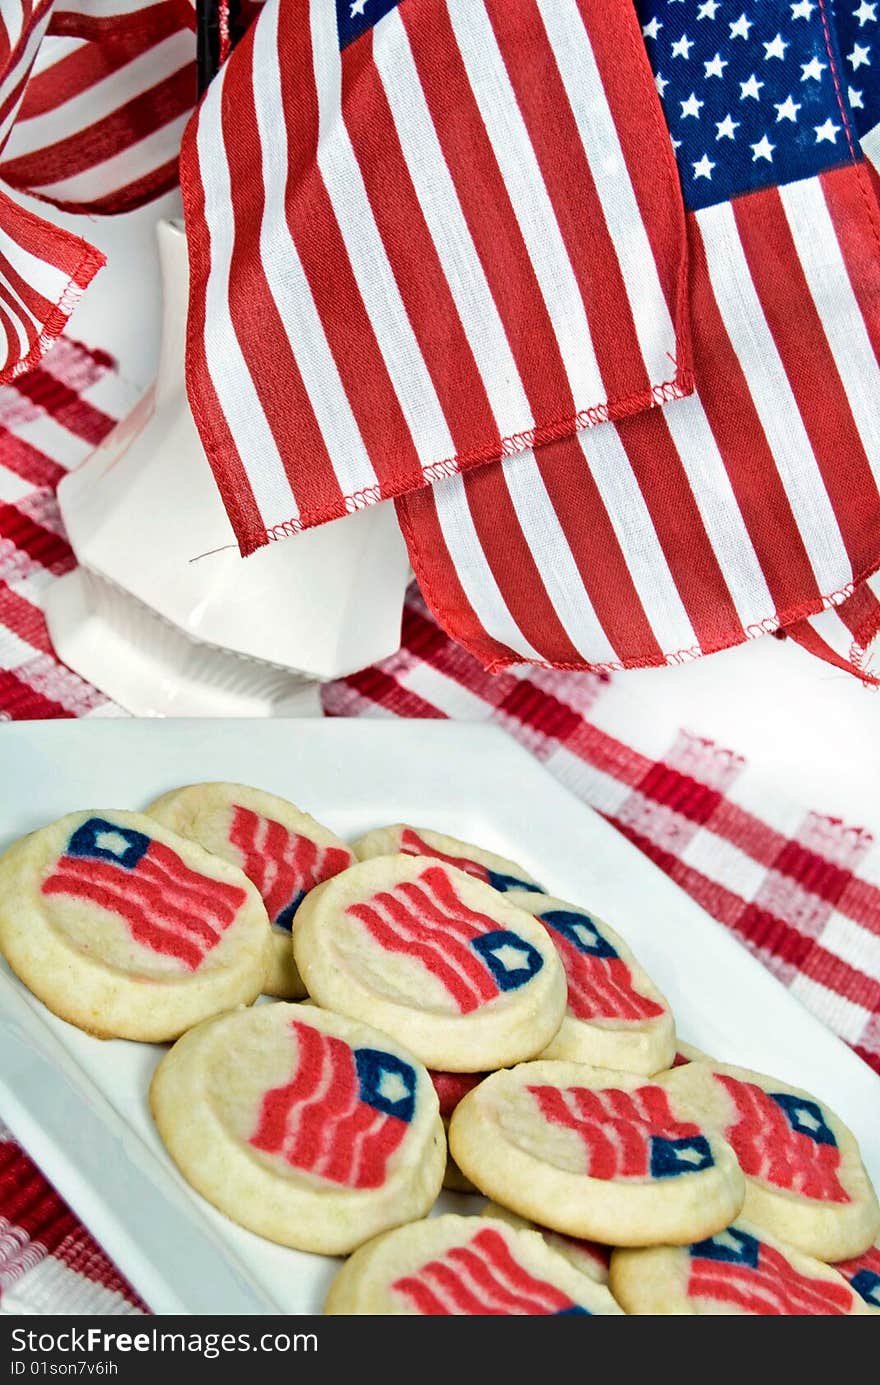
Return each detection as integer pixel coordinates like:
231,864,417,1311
482,1203,611,1285
449,1062,745,1246
834,1241,880,1313
150,1004,445,1255
664,1061,880,1262
506,892,675,1075
610,1219,872,1315
146,782,354,998
0,810,270,1041
324,1214,623,1315
352,824,544,896
293,856,566,1070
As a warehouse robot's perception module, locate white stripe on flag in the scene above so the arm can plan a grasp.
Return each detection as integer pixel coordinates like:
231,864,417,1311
448,0,606,408
576,423,699,655
194,67,301,528
432,471,544,662
697,200,851,594
308,0,454,468
252,0,376,500
374,10,535,438
501,449,619,665
536,0,677,386
662,392,775,625
780,177,880,497
0,10,54,152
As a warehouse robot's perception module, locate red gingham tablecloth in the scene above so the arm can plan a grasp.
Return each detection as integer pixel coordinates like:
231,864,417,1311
0,339,878,1315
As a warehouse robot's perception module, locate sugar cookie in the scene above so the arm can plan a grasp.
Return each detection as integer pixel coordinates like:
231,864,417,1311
146,782,353,999
150,1003,445,1255
352,824,543,895
482,1203,610,1284
833,1240,880,1313
664,1061,880,1261
0,810,270,1041
293,856,566,1070
610,1219,872,1315
506,892,675,1075
324,1214,623,1315
449,1061,745,1246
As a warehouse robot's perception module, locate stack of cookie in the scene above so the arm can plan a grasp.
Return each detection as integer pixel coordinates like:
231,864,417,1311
0,787,877,1316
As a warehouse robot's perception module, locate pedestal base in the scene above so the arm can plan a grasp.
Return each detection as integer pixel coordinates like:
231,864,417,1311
46,570,324,719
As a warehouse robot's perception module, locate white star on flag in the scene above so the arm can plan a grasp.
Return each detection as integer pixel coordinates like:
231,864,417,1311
643,18,662,41
801,57,826,81
705,53,728,78
681,92,704,117
655,72,669,96
672,34,695,59
751,135,775,161
730,14,753,39
95,831,133,858
850,87,865,108
790,0,815,17
775,95,801,121
815,118,840,143
377,1070,410,1104
571,922,600,948
492,944,533,974
854,2,877,26
848,44,871,70
350,0,368,18
763,34,789,60
793,1106,822,1132
697,0,720,17
716,114,739,138
740,74,764,99
693,153,715,178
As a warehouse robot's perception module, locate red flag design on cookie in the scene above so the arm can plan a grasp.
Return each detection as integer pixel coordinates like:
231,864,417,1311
249,1020,416,1189
228,804,352,928
528,1083,714,1182
346,865,544,1013
41,817,247,970
687,1226,855,1315
536,907,663,1021
392,1227,587,1315
835,1244,880,1310
715,1075,849,1203
398,828,536,893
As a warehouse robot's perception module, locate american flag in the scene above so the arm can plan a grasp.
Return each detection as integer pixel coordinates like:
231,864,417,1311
41,815,248,969
535,906,664,1022
392,1226,590,1315
227,802,353,929
248,1018,417,1189
0,0,198,382
181,0,880,684
528,1082,715,1181
835,1242,880,1309
346,864,545,1012
687,1225,857,1314
398,827,540,894
715,1073,849,1202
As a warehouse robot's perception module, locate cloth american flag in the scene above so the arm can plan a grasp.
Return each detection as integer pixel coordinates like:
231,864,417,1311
0,0,198,384
181,0,880,687
0,340,879,1311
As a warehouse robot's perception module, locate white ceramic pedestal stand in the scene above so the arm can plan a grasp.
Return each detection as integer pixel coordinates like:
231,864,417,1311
46,221,410,717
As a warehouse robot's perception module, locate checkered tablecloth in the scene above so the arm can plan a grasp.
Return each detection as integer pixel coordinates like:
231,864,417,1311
0,339,878,1314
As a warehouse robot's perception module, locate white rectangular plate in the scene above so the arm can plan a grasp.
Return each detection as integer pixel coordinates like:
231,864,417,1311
0,719,877,1315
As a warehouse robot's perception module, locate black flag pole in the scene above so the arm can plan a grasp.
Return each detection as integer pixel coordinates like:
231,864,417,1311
196,0,246,96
